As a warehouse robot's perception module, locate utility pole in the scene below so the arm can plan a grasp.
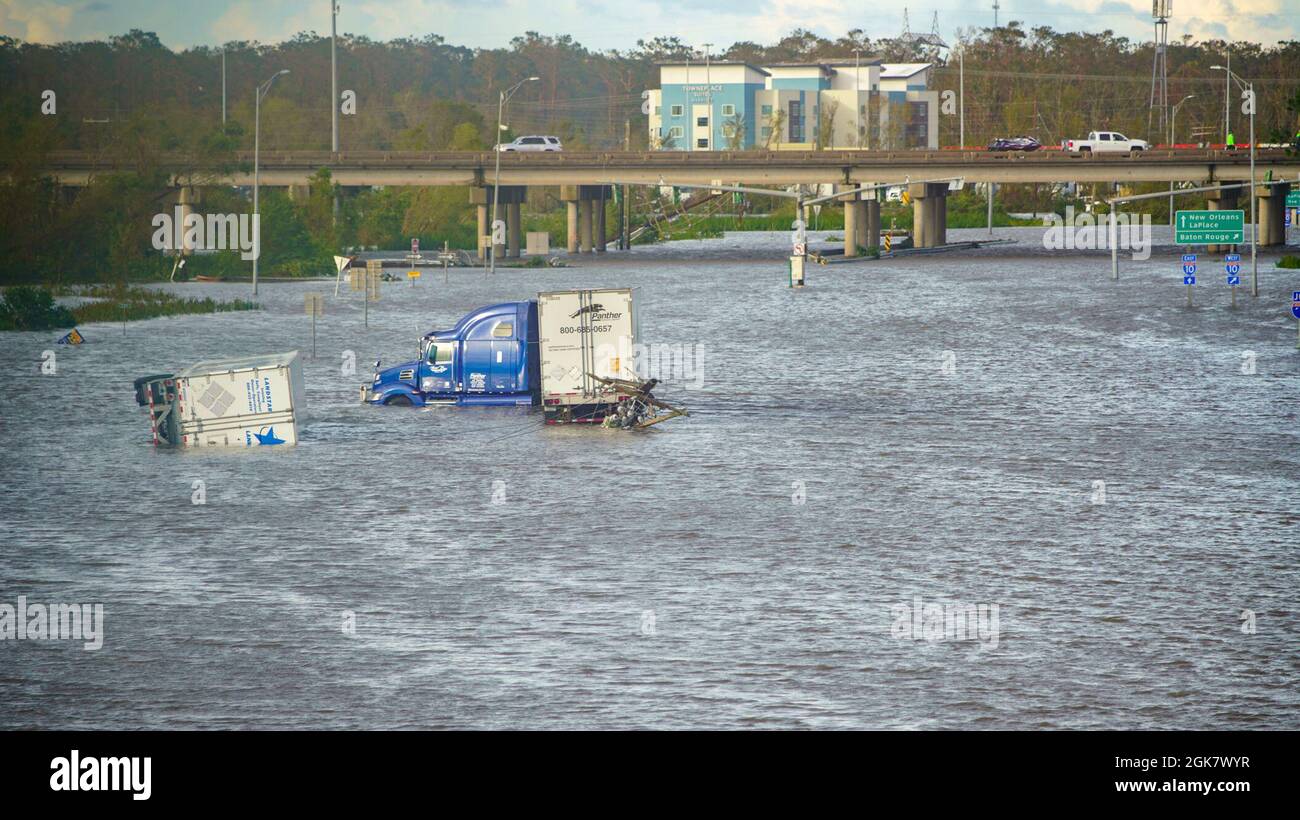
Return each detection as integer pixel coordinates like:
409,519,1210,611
221,48,226,127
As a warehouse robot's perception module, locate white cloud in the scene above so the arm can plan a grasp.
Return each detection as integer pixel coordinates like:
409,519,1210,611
0,0,76,42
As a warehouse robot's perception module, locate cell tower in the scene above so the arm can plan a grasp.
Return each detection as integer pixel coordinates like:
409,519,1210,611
1147,1,1171,141
993,1,1000,28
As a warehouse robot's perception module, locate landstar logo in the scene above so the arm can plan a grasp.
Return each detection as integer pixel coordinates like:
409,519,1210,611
50,750,151,801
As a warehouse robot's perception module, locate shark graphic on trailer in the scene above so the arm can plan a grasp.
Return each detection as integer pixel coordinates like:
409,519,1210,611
133,352,307,447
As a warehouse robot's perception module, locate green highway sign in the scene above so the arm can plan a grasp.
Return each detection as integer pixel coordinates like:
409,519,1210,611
1175,210,1245,245
1287,191,1300,209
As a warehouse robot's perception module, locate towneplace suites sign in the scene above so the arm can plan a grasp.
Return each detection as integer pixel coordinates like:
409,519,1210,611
1174,209,1245,245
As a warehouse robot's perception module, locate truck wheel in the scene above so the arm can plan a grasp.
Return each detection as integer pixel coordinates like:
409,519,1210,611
385,394,413,406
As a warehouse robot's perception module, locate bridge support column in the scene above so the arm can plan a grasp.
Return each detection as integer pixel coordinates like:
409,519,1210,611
561,185,580,253
579,199,593,253
507,201,522,258
469,187,490,261
1205,186,1240,253
595,187,607,253
177,186,201,255
864,196,881,251
843,192,859,257
910,188,927,249
909,182,948,248
566,202,579,253
475,206,487,260
1257,183,1289,247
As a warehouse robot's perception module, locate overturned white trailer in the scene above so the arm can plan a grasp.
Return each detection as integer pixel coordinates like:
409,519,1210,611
133,351,306,447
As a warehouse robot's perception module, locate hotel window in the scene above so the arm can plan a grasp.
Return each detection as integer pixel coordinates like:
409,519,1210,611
668,126,684,138
761,105,772,116
696,138,709,148
654,106,661,116
670,104,683,117
697,116,708,127
761,127,772,138
721,104,735,116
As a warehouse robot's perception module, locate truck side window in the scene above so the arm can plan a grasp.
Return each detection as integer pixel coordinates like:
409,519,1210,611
427,344,453,364
1100,133,1111,141
492,322,514,338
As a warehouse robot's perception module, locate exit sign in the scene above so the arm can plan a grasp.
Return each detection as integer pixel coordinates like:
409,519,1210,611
1175,210,1245,245
1287,191,1300,209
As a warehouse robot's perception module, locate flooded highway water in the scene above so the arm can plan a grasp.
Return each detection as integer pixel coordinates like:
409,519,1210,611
2,226,1298,729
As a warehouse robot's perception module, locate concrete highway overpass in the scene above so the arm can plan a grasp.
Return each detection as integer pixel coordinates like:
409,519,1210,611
36,148,1300,258
40,148,1300,187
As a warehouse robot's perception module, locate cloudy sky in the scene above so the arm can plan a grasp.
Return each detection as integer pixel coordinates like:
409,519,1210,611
2,0,1298,50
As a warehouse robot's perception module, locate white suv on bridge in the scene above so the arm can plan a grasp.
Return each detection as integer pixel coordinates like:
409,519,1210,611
495,135,563,152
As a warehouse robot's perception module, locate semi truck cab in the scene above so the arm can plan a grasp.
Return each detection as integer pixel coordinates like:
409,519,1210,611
363,300,540,407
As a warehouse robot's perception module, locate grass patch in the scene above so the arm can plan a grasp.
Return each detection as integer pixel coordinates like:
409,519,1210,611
1277,255,1300,269
0,284,246,331
0,286,77,331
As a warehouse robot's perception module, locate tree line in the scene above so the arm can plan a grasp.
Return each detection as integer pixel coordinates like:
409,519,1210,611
0,24,1296,284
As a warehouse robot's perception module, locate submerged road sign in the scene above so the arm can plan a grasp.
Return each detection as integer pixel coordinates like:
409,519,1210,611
1175,210,1245,245
1292,291,1300,320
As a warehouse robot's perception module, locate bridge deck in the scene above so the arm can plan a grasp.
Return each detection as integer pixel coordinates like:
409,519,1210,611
41,148,1300,187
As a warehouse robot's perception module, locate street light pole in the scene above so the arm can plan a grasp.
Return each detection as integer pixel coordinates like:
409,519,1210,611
331,1,338,154
959,45,965,148
1169,94,1194,227
253,70,290,297
703,43,713,150
854,48,862,148
1249,77,1256,296
1215,65,1258,296
490,76,539,274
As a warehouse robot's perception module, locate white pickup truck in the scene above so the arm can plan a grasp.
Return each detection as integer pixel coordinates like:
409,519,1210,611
1064,131,1150,154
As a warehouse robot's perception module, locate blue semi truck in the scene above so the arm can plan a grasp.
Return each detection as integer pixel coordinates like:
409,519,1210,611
362,288,682,426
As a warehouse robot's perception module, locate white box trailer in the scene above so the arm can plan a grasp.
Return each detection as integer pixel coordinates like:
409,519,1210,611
134,351,306,447
537,288,638,423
